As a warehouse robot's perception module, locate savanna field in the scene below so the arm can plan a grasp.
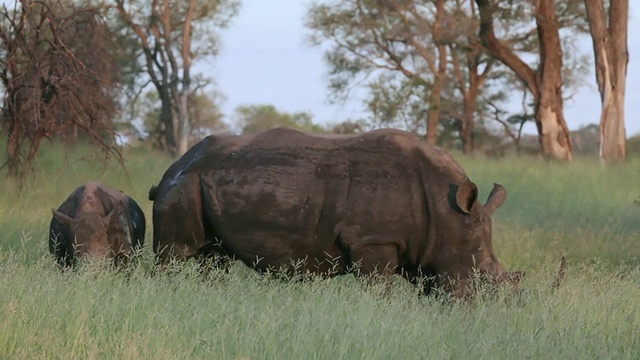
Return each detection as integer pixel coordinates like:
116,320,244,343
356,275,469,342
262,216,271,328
1,143,640,359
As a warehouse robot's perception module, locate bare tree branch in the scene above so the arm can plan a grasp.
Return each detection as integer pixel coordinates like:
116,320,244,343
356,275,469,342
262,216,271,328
0,0,123,181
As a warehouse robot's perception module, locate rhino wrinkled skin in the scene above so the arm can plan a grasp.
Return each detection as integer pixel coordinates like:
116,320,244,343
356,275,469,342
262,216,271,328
149,128,521,296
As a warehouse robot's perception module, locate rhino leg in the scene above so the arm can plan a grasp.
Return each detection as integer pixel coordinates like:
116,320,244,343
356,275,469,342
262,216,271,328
154,213,205,265
153,182,206,265
197,246,233,276
348,243,399,282
336,225,401,281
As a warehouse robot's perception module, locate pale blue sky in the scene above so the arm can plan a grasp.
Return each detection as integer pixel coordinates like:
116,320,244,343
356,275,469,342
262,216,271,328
215,0,640,136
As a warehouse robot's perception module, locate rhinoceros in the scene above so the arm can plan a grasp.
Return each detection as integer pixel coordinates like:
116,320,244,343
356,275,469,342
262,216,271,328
149,128,521,296
49,182,146,267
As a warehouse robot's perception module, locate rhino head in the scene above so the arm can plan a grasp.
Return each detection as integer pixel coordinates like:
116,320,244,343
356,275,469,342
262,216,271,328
51,205,132,262
434,182,524,298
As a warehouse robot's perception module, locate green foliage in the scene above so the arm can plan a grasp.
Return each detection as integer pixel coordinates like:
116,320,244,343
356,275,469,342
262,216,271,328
101,0,239,64
306,0,439,135
306,0,593,149
1,146,640,358
328,119,368,134
626,133,640,156
365,75,428,135
188,90,229,141
234,104,327,134
118,88,228,148
457,155,640,266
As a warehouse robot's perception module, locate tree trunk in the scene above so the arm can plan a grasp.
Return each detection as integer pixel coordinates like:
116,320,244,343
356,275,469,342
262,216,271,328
176,93,190,156
461,89,477,154
584,0,628,164
475,0,573,160
424,77,443,148
534,0,572,160
175,0,196,157
159,89,176,154
424,0,447,145
3,96,25,179
425,44,447,145
534,90,572,160
449,34,491,155
599,87,626,163
6,126,21,178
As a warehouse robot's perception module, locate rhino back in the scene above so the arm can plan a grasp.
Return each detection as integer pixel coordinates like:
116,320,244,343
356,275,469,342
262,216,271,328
195,128,459,268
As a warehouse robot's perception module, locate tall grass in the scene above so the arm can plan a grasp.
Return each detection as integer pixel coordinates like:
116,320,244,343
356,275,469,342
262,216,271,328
0,143,173,260
1,145,639,359
459,154,640,271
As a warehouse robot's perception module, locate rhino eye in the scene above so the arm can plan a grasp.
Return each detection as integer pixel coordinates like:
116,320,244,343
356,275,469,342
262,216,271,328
466,214,482,226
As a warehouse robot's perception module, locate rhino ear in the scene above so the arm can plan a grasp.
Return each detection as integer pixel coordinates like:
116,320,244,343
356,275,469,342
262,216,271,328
450,182,478,215
105,205,126,223
94,186,116,210
52,208,76,228
105,206,132,244
484,183,507,215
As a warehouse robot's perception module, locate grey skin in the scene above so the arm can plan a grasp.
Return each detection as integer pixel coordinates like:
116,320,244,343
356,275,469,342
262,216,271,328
149,128,523,297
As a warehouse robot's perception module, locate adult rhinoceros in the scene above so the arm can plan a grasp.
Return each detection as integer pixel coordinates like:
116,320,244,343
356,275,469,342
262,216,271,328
49,182,146,268
149,128,521,296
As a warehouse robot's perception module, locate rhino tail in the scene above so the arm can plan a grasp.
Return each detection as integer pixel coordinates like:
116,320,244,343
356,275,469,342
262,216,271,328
148,185,158,201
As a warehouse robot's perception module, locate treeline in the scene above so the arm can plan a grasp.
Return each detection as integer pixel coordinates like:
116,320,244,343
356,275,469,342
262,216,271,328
0,0,630,180
306,0,629,163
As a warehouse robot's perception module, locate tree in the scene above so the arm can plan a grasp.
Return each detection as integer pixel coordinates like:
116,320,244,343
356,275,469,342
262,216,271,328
475,0,581,161
234,105,326,135
484,90,534,155
114,0,238,156
584,0,628,164
129,87,227,148
307,0,450,144
445,0,496,154
0,0,121,180
309,1,563,154
364,75,429,136
187,89,228,144
329,119,367,134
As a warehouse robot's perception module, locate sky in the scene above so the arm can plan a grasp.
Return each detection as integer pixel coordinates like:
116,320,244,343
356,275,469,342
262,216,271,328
215,0,640,136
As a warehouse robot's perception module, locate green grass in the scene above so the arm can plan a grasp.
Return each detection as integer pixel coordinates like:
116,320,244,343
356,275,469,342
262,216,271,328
1,145,640,359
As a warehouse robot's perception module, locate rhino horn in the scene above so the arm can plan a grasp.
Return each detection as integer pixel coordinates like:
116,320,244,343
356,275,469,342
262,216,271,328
484,183,507,215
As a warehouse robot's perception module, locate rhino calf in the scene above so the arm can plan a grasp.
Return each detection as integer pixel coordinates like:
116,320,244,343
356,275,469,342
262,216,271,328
49,182,146,268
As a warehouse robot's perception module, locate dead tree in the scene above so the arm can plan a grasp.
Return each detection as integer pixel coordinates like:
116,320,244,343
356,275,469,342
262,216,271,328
0,0,121,180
